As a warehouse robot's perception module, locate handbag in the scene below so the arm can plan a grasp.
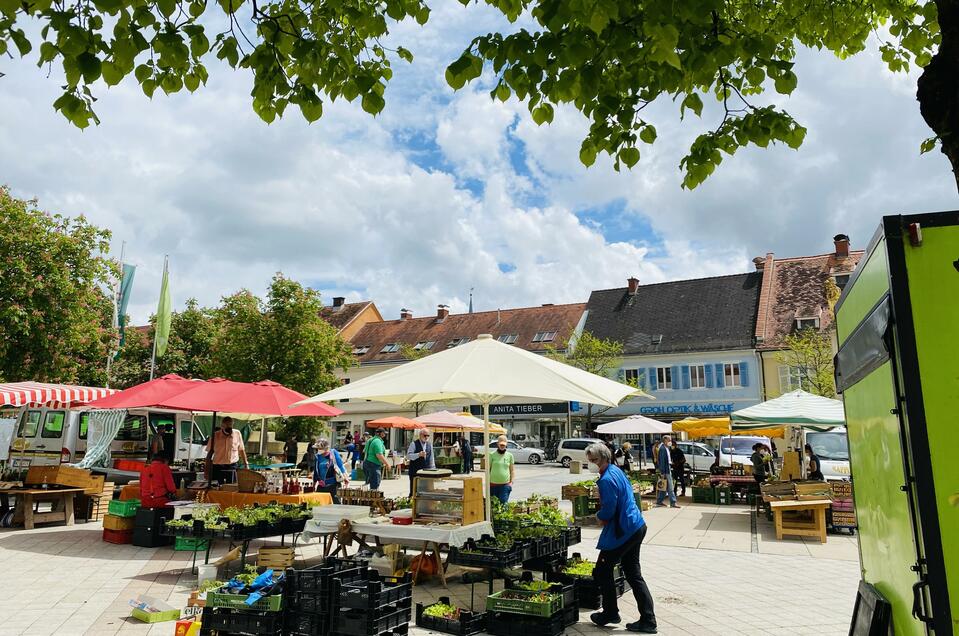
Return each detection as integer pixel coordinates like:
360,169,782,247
656,475,668,492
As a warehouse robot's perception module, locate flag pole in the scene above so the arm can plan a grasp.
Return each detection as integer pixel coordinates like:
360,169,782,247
149,255,168,381
106,241,125,388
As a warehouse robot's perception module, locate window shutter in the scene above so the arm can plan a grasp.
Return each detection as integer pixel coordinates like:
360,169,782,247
671,366,680,390
681,365,690,390
637,368,647,390
740,362,749,387
715,363,725,388
617,368,626,382
647,367,657,391
705,364,714,388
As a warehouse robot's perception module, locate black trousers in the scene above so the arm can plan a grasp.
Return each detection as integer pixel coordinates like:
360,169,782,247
672,466,686,495
593,525,656,626
462,453,472,474
211,463,237,484
317,482,340,504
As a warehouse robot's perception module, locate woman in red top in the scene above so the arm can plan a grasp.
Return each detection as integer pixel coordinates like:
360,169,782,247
140,456,177,508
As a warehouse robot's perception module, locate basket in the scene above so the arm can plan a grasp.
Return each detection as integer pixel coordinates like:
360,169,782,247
415,597,486,636
207,589,284,612
102,528,132,544
107,498,141,518
485,589,563,618
237,469,267,493
174,537,209,552
337,572,412,610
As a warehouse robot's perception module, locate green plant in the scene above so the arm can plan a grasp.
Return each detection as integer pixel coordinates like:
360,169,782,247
165,518,192,528
570,479,599,489
198,579,225,594
497,591,557,603
563,560,596,577
423,603,459,620
513,580,553,592
234,565,259,587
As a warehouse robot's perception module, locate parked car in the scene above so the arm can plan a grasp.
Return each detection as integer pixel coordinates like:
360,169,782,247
555,438,604,468
717,435,772,467
675,441,716,473
473,439,545,464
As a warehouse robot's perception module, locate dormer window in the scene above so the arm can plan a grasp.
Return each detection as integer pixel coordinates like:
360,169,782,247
413,341,435,351
532,331,557,343
832,274,851,291
352,345,370,355
497,334,518,344
447,337,470,347
795,317,819,331
380,342,401,353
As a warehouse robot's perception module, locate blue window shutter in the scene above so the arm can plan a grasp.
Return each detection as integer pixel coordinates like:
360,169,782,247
705,364,714,388
671,366,680,389
681,365,690,390
647,367,657,391
637,368,647,390
715,363,725,388
740,362,749,387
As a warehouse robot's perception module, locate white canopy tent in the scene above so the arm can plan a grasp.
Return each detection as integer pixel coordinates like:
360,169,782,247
594,415,672,435
731,389,845,432
295,333,646,520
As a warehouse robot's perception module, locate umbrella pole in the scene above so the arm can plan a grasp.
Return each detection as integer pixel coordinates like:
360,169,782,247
259,417,267,457
484,401,491,523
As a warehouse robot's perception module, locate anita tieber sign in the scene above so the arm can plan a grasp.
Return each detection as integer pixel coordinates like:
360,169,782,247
469,402,569,418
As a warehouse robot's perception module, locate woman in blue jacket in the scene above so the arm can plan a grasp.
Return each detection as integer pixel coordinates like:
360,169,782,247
586,442,657,633
313,438,349,503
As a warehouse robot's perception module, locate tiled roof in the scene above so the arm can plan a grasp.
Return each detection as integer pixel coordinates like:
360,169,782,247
349,303,587,363
320,301,375,332
757,251,864,350
584,273,763,354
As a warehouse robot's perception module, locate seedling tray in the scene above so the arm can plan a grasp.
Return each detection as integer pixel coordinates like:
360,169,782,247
415,598,486,636
107,499,141,518
485,605,576,636
207,589,283,612
485,589,563,618
285,609,331,636
201,607,283,635
333,602,411,636
506,578,575,609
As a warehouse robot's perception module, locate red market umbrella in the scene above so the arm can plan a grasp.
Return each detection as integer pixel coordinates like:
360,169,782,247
84,374,205,409
156,378,344,417
367,416,421,430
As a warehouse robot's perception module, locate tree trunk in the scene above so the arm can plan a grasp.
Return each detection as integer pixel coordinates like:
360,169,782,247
917,0,959,191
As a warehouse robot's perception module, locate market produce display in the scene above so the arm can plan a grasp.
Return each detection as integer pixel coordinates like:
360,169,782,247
163,503,310,540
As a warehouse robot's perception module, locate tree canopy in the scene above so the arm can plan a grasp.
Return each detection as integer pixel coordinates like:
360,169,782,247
0,186,115,385
2,0,954,189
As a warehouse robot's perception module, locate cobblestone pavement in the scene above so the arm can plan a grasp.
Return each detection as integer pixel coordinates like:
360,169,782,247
0,464,860,635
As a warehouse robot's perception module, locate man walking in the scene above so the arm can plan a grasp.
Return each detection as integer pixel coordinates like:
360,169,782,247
655,435,679,508
586,442,657,633
406,428,436,496
363,428,389,490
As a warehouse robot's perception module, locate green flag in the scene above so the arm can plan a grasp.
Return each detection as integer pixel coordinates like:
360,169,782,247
155,258,172,357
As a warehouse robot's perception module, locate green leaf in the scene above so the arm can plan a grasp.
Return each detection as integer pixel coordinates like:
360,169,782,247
618,146,640,168
639,125,657,144
361,91,385,115
102,61,123,86
681,93,703,118
142,78,157,97
415,6,430,25
531,103,553,125
157,0,175,17
579,141,597,167
773,70,797,95
495,83,511,102
299,96,323,122
134,64,152,83
77,52,102,83
396,47,413,63
184,72,200,92
920,136,938,154
11,30,32,56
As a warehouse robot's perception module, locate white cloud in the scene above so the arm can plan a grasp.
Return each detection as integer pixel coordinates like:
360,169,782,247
1,7,956,329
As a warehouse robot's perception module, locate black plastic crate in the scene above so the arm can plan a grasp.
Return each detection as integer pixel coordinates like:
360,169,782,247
546,565,625,610
415,596,486,636
521,553,565,572
561,526,581,548
485,605,577,636
333,600,411,636
285,609,331,636
448,539,527,569
134,506,173,528
507,575,575,609
132,525,172,547
336,572,412,610
200,607,283,636
285,557,369,614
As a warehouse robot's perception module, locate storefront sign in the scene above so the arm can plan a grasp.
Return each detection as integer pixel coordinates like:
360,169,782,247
469,402,569,417
638,403,736,416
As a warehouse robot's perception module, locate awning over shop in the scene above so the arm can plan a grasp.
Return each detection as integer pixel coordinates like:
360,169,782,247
0,381,116,408
731,389,844,432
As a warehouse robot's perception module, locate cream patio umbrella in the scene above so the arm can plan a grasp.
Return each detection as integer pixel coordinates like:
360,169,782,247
413,410,507,434
294,333,645,520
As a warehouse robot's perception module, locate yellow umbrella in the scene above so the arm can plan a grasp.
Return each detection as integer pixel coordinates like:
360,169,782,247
673,416,785,439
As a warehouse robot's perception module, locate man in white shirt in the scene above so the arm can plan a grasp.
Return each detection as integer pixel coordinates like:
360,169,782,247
406,428,436,496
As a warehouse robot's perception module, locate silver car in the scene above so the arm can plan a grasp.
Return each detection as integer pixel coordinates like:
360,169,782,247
474,439,546,464
675,441,716,473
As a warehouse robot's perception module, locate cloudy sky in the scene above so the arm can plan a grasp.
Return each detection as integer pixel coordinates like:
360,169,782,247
1,5,956,324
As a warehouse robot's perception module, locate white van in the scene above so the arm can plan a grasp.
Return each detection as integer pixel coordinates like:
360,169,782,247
9,407,207,470
555,438,605,468
717,435,772,467
804,427,851,480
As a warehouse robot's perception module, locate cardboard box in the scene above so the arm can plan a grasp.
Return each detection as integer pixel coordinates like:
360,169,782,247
174,618,202,636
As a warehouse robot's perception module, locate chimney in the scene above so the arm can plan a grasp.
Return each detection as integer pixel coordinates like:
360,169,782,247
752,257,765,271
332,296,345,308
436,304,449,320
400,308,412,320
627,277,640,295
833,234,850,257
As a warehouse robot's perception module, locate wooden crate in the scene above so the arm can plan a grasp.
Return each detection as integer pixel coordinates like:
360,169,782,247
26,465,104,494
561,484,595,500
257,546,295,569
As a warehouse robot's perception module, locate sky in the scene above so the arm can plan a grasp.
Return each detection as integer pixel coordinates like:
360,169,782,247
1,5,957,324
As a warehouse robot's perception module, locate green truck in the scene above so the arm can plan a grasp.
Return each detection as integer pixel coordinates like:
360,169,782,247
835,212,958,634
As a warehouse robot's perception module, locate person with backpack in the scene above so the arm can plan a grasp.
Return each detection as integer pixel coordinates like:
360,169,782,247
406,428,436,496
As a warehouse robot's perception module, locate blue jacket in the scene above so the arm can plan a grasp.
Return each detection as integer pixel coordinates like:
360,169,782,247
314,449,346,486
596,464,645,550
656,444,671,474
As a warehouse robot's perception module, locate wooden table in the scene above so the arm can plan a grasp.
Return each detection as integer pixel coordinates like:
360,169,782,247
203,489,332,508
769,499,831,543
5,487,85,530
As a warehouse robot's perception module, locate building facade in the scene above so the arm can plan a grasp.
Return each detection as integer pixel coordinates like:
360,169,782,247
331,302,588,448
319,297,383,340
583,274,764,424
754,234,864,399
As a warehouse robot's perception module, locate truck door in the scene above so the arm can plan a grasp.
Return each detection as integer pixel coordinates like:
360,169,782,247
11,409,43,469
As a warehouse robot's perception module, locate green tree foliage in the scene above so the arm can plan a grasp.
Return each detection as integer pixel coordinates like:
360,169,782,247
547,331,637,428
208,273,354,396
0,186,116,385
2,0,955,188
775,328,837,398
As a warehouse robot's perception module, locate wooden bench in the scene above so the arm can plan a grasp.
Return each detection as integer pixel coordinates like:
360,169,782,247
9,487,85,530
769,498,831,543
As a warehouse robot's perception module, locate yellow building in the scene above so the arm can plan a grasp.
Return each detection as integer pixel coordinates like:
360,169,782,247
754,234,864,399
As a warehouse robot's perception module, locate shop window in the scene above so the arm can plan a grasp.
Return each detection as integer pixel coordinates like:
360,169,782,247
41,411,66,438
690,364,706,389
18,410,41,437
624,368,640,386
656,367,672,390
380,342,401,353
724,363,742,387
497,334,518,344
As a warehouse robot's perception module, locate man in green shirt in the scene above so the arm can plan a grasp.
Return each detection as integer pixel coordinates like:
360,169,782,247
489,435,515,503
363,428,389,490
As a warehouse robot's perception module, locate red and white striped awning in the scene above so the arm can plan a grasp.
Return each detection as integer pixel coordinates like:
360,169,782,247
0,382,117,408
